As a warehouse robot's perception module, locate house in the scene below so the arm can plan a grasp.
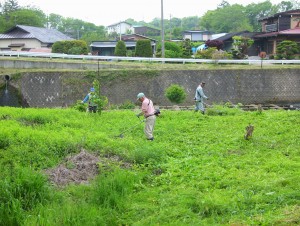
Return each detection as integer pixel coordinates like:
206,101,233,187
90,34,157,56
182,30,213,42
107,21,133,35
253,9,300,55
0,25,73,52
133,25,160,36
214,31,261,56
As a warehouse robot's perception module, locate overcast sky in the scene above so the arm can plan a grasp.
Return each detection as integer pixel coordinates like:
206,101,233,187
15,0,283,26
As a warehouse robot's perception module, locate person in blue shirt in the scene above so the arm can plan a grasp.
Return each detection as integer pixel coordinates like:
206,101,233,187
82,87,98,113
194,82,208,114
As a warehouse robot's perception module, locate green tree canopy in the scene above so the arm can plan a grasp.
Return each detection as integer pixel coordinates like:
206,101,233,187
114,40,127,56
200,4,253,33
135,40,152,57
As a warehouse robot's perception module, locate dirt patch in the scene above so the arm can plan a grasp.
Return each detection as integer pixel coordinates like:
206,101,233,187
45,149,132,187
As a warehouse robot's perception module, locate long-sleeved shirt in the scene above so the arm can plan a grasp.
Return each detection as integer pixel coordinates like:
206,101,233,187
195,86,208,102
82,93,98,106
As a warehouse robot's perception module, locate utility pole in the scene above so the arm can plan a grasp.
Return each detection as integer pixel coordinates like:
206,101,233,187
119,21,122,40
161,0,165,60
169,14,172,40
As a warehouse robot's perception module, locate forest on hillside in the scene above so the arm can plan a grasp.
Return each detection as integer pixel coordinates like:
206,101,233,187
0,0,300,44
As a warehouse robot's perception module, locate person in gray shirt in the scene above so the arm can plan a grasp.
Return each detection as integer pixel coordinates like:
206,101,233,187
194,82,208,114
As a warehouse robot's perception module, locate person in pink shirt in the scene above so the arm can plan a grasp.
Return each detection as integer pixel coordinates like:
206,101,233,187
136,92,156,141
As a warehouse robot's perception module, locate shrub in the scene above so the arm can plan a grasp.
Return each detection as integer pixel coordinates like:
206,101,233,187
52,40,88,55
231,36,254,59
72,100,87,112
156,41,183,58
92,79,108,114
68,46,84,55
114,41,127,56
135,40,152,57
276,40,299,60
165,84,186,104
212,50,232,60
205,40,224,50
194,47,218,59
180,39,192,58
118,100,135,109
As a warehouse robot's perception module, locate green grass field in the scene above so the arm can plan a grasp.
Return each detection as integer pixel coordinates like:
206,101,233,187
0,106,299,225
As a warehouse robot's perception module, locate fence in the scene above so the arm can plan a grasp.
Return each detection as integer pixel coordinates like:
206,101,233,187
1,51,300,65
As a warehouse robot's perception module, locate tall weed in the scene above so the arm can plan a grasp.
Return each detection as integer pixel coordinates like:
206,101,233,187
0,167,51,226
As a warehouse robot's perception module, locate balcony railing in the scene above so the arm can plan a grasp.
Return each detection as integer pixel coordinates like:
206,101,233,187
265,24,277,32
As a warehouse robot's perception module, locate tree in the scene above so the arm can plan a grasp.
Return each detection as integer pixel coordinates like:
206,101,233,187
231,36,254,59
244,1,274,32
200,4,253,33
92,79,108,115
114,40,126,56
52,40,88,55
180,39,192,58
135,40,152,57
275,40,299,59
1,0,19,14
274,1,293,12
205,40,224,50
47,13,63,29
165,84,186,104
156,41,182,58
181,16,200,30
81,31,107,46
11,8,46,26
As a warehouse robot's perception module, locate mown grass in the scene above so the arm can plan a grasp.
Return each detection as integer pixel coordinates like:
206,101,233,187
0,106,299,225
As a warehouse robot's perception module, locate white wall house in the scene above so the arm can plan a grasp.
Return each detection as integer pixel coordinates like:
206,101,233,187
183,30,213,42
107,21,133,35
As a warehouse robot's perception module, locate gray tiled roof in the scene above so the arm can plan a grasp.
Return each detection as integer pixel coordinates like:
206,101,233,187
0,25,73,43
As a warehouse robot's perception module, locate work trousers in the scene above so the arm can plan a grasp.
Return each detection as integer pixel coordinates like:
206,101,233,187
195,101,205,113
144,115,156,139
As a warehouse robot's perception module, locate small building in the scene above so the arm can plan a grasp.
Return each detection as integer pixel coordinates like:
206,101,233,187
107,21,133,35
90,34,156,56
182,30,213,42
0,25,73,52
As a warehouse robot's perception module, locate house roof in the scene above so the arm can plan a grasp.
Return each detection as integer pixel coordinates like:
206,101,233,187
133,25,161,31
211,33,227,40
214,31,250,41
0,25,73,43
183,30,213,34
90,40,156,48
258,9,300,21
121,33,157,42
107,21,132,27
90,41,137,48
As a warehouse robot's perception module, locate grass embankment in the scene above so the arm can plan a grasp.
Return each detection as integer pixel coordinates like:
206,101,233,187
1,56,300,76
0,106,299,225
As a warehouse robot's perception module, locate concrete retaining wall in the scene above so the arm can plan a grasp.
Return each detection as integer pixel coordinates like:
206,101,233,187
1,69,299,107
0,59,121,70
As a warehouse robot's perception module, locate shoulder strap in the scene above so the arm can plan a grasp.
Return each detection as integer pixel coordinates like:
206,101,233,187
197,89,201,97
